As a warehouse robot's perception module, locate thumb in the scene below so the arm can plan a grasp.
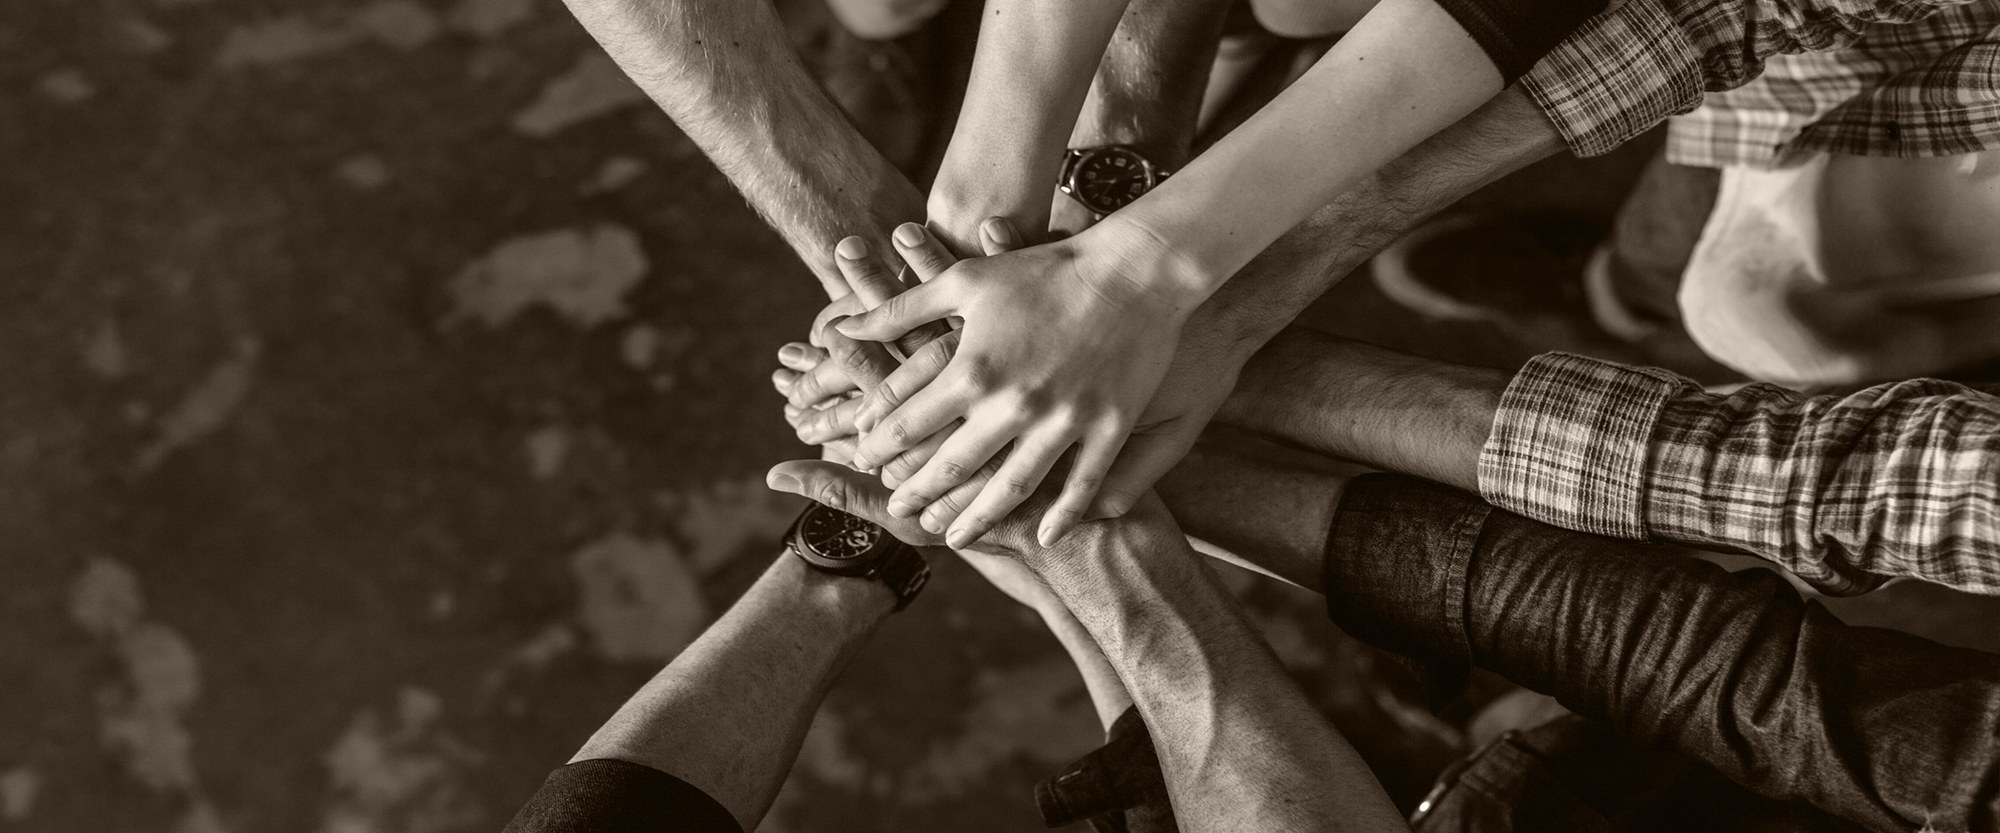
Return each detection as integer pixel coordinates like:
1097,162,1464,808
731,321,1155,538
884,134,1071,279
835,278,956,342
767,460,941,546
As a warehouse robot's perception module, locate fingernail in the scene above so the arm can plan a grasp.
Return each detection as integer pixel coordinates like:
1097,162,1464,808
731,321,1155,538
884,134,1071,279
888,499,917,518
1038,512,1073,548
920,514,943,534
894,223,926,247
836,237,868,260
946,527,973,550
766,471,800,493
779,344,804,362
982,219,1016,248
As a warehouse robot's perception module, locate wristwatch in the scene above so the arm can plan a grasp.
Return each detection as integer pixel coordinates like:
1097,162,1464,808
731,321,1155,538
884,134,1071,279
784,503,930,611
1059,145,1172,218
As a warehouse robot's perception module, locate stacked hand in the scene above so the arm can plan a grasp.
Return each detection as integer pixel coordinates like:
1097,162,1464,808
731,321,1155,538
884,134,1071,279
831,217,1209,548
774,215,1245,553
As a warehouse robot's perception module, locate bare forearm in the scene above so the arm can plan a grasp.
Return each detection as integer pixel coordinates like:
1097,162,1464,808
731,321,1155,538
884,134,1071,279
1187,86,1564,360
1027,510,1404,831
572,554,894,830
1221,330,1506,491
1110,0,1504,302
930,0,1132,247
558,0,922,296
1068,0,1230,167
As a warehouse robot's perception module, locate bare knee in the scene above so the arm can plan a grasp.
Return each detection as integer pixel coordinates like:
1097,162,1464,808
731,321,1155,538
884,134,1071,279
826,0,947,40
1249,0,1376,37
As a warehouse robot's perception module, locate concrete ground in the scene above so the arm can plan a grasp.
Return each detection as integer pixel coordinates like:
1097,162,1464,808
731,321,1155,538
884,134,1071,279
14,0,2000,831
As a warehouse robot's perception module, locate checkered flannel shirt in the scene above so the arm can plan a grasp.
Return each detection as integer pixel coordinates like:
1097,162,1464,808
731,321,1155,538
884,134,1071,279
1477,352,2000,595
1519,0,2000,164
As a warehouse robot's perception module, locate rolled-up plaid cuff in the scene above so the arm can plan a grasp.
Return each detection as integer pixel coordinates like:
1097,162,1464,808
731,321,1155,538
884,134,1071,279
1479,353,1687,540
1519,0,1706,157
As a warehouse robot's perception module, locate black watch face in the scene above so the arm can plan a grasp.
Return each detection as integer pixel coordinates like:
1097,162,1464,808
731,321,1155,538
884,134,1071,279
798,505,886,563
1072,148,1156,214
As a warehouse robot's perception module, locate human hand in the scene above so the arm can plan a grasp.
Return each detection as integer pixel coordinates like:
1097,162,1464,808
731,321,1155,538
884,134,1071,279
833,216,1203,549
771,219,1020,470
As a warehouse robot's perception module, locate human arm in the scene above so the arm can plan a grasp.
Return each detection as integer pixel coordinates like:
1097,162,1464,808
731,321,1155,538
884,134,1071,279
553,0,921,297
1153,450,2000,833
503,553,899,832
1220,328,2000,597
1519,0,1997,160
838,86,1565,547
925,0,1135,251
1047,0,1231,235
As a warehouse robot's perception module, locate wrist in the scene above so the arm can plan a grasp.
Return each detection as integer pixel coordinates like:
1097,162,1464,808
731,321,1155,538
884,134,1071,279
1220,330,1361,451
1018,511,1182,598
1081,214,1213,315
776,552,899,630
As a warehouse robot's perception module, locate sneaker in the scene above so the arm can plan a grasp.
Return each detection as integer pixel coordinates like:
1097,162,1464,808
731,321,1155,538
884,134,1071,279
1370,211,1611,332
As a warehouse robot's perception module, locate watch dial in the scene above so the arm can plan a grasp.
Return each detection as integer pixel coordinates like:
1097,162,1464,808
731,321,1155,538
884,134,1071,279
801,507,883,561
1075,148,1155,213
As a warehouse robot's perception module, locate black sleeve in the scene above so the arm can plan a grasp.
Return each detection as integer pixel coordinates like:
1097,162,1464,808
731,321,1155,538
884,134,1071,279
1035,707,1180,833
503,759,744,833
1428,0,1609,85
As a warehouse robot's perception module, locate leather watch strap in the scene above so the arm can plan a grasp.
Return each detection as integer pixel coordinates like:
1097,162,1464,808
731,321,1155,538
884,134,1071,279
865,544,930,612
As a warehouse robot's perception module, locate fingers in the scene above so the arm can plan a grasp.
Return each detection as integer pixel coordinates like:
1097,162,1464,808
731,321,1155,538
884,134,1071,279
978,217,1023,256
1081,422,1201,524
820,320,898,392
850,361,969,471
880,426,951,489
856,333,955,433
810,294,868,349
766,461,940,547
885,411,1018,528
792,397,865,446
895,222,959,282
833,236,906,308
778,342,826,374
784,360,856,409
941,426,1074,550
834,272,958,343
1037,421,1132,547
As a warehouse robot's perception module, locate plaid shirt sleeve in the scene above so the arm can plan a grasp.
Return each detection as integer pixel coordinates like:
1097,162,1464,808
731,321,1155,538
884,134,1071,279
1478,352,2000,595
1519,0,1990,157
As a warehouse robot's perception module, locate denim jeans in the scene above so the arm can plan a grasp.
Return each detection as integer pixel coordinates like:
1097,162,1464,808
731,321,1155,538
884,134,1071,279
1325,474,2000,833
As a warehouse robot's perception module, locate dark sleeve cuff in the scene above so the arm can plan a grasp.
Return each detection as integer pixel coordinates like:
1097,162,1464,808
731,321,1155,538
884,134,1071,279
503,759,743,833
1428,0,1610,84
1323,474,1491,669
1035,706,1171,829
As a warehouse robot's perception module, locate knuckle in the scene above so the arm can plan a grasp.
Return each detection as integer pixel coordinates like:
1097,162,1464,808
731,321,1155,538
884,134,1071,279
1008,387,1054,414
790,378,823,406
873,380,906,410
884,452,924,481
930,491,969,517
931,458,972,483
808,479,847,511
998,475,1035,499
957,361,998,395
830,339,868,370
885,419,917,446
